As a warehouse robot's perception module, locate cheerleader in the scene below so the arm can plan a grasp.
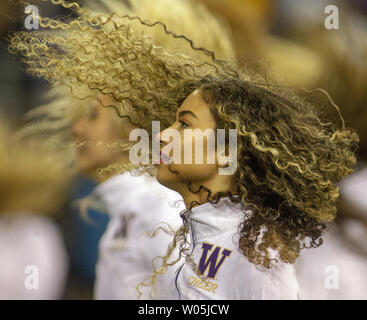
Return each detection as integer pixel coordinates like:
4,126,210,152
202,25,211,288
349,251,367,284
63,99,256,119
0,120,70,299
150,78,358,299
10,0,235,299
69,93,185,299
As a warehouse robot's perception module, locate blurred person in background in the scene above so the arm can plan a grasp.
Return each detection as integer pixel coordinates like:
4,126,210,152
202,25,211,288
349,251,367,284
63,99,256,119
69,90,186,300
196,0,324,87
291,6,367,300
0,119,71,299
15,0,235,299
1,0,103,298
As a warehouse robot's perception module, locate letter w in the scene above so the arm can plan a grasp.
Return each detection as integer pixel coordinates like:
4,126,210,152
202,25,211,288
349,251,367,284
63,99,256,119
198,243,232,278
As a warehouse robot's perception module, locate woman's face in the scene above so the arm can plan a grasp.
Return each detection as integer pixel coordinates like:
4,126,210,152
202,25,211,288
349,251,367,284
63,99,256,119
71,95,134,179
155,89,220,193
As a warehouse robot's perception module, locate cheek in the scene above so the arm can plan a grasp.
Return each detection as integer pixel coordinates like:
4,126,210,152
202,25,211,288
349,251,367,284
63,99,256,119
94,120,119,141
156,162,216,191
180,132,217,165
156,163,181,189
178,163,217,183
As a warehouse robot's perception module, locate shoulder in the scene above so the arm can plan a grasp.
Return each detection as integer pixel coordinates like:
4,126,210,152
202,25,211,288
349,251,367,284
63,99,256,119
132,175,184,227
229,249,299,299
202,233,299,299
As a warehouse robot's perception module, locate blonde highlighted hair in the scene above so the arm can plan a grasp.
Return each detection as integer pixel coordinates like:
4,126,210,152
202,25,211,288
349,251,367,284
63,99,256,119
13,0,236,177
0,119,72,215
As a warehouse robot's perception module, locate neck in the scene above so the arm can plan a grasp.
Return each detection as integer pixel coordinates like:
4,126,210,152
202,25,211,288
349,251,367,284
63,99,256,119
178,179,237,210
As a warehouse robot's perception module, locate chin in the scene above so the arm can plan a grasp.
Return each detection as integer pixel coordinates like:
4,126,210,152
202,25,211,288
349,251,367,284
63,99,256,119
155,164,180,191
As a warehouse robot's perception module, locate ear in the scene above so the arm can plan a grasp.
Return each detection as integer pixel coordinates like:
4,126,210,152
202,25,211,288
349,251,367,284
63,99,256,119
217,149,232,168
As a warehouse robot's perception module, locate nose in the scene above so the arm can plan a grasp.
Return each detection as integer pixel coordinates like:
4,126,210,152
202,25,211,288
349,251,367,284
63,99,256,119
157,126,173,147
71,118,85,138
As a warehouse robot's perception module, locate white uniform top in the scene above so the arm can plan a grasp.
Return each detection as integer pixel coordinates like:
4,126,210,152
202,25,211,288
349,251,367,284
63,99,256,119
340,164,367,214
93,172,184,300
296,165,367,300
0,214,68,300
167,198,299,300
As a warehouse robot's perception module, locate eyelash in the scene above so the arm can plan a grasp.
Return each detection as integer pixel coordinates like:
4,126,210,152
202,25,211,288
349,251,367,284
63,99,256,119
179,120,190,128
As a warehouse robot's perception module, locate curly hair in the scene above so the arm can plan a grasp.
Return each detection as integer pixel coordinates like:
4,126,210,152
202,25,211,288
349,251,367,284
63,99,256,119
85,0,236,62
200,79,359,265
8,0,237,178
7,0,359,297
287,19,367,258
311,28,367,161
137,76,359,298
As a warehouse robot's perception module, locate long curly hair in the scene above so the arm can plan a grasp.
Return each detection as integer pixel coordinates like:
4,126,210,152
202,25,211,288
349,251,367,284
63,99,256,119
7,0,359,297
201,79,359,264
137,76,359,298
8,0,237,178
303,20,367,257
311,28,367,161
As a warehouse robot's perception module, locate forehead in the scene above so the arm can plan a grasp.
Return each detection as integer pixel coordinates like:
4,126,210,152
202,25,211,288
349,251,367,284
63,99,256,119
177,89,217,129
177,89,209,115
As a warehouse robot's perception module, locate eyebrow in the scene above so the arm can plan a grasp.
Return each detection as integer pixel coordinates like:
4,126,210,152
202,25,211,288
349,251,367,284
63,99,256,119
178,110,198,119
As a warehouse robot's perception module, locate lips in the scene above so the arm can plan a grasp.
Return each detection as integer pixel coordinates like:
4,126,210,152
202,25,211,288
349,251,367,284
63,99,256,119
155,151,171,165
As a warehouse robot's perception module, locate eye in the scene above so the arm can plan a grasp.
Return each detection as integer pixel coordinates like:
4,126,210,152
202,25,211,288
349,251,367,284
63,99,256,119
179,120,190,128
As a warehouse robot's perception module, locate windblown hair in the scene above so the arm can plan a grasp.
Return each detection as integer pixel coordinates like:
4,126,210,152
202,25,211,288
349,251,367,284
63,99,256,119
201,79,358,265
8,0,359,297
9,0,236,178
303,20,367,256
197,0,270,70
311,28,367,161
0,119,71,215
86,0,236,61
138,77,359,298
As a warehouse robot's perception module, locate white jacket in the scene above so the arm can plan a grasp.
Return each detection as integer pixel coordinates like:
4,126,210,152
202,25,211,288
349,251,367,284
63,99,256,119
93,172,184,300
296,165,367,300
167,198,299,300
0,214,68,299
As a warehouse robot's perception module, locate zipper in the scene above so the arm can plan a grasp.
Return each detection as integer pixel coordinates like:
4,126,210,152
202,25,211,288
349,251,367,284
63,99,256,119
174,262,185,299
174,218,197,299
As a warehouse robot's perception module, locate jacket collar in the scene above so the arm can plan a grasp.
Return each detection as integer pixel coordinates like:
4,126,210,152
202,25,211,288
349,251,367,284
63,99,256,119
186,198,248,244
94,172,154,216
94,172,185,218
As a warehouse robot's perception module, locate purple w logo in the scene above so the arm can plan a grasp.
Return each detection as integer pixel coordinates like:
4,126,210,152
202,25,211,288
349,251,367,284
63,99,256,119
198,243,232,278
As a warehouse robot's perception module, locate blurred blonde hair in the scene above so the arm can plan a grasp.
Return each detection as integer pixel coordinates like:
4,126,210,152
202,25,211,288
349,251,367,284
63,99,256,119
87,0,236,62
0,119,72,215
17,0,236,177
197,0,272,70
